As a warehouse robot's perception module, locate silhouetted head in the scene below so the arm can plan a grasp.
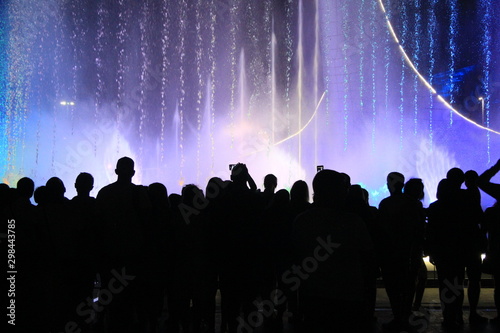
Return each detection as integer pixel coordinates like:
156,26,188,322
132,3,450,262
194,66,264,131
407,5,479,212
291,180,309,204
75,172,94,196
436,178,453,201
181,184,204,208
340,173,351,188
33,186,48,205
115,157,135,182
263,174,277,193
206,177,224,201
347,184,367,205
46,177,66,202
404,178,425,201
0,183,10,205
149,182,169,209
464,170,479,189
169,193,182,211
230,163,248,185
312,169,349,208
270,189,290,208
387,172,405,195
446,167,464,189
16,177,35,199
149,182,168,198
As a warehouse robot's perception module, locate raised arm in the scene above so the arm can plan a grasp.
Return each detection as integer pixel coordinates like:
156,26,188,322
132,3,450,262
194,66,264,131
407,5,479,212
478,159,500,200
246,168,258,191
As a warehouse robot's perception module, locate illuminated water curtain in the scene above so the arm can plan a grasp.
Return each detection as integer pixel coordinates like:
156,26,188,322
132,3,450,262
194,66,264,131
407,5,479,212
2,0,499,206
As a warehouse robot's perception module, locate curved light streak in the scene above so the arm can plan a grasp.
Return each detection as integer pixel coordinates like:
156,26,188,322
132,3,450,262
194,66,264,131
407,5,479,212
245,91,327,156
378,0,500,136
274,90,327,146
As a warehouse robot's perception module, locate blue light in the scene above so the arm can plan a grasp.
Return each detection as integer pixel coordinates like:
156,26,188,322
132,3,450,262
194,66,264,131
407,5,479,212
370,0,377,152
432,66,476,100
427,0,437,149
320,0,333,126
358,0,366,110
399,1,408,150
0,1,9,179
480,0,492,162
448,0,458,125
412,0,421,135
341,0,349,151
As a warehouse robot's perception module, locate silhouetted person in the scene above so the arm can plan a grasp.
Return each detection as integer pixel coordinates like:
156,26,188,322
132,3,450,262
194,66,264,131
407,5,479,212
70,172,99,331
0,182,10,203
478,159,500,324
204,177,230,333
290,180,311,217
285,180,312,327
16,177,34,200
291,170,374,333
33,185,48,206
427,179,468,331
12,177,46,332
446,167,487,325
12,177,36,229
346,184,381,330
340,172,351,188
402,179,428,314
465,170,481,206
231,162,258,192
360,187,381,250
144,182,171,332
40,177,83,331
166,184,208,333
96,157,152,333
258,188,293,331
71,172,97,219
46,176,69,204
379,172,425,332
262,173,278,207
169,193,182,214
221,163,264,333
446,167,465,189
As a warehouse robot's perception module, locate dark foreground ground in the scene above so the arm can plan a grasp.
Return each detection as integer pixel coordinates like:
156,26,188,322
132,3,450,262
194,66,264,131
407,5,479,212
216,287,498,333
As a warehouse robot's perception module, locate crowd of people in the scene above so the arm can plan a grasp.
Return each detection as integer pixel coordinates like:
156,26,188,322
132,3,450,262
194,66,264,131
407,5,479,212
2,157,500,333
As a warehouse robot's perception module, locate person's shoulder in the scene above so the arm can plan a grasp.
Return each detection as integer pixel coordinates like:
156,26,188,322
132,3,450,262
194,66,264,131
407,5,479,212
427,200,445,214
134,184,149,195
71,195,97,203
379,195,393,206
96,182,118,199
98,182,115,191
